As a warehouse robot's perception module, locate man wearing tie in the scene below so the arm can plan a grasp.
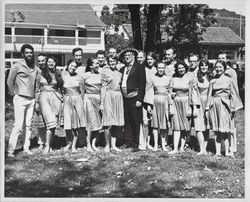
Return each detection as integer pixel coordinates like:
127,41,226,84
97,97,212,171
119,48,146,152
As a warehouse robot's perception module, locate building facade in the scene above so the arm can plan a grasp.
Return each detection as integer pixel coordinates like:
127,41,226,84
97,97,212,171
5,4,106,68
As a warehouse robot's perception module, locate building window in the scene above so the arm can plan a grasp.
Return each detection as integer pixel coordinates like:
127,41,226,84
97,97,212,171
87,31,101,38
48,29,75,37
5,27,11,35
79,29,87,37
5,53,11,58
15,28,44,36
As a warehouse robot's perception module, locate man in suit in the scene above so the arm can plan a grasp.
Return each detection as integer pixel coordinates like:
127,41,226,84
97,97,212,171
119,48,146,152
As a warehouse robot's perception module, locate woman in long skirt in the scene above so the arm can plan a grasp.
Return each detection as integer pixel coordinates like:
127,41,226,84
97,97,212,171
81,58,102,152
193,59,212,155
36,56,64,154
151,62,171,151
205,60,243,157
62,58,86,152
100,56,124,152
169,60,199,154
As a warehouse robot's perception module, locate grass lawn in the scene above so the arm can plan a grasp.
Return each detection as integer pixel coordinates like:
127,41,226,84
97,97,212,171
4,99,245,198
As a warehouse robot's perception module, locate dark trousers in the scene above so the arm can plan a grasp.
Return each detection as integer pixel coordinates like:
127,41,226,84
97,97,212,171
123,97,142,148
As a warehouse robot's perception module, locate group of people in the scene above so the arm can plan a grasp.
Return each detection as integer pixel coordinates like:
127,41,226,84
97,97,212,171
6,44,243,158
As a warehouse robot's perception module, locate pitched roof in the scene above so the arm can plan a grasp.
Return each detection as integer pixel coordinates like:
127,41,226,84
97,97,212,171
200,27,244,45
5,4,106,28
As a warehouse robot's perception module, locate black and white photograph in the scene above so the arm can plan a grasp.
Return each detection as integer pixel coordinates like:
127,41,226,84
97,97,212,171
1,0,248,200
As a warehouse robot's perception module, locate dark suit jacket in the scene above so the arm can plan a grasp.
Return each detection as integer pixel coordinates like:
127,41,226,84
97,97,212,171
120,62,146,102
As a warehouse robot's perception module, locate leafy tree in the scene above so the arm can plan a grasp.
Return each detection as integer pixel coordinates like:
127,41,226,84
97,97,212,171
104,33,132,53
112,5,130,29
100,5,113,25
161,4,214,58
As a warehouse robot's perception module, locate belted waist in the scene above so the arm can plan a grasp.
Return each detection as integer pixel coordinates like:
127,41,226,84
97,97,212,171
65,92,81,96
121,87,138,98
213,94,230,99
155,92,168,96
107,88,121,92
175,91,189,97
41,89,56,93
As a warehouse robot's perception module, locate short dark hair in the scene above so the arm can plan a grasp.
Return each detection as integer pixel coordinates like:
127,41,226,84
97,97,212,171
107,56,118,65
65,58,77,71
37,53,47,58
21,44,34,54
218,51,229,59
173,60,188,77
72,47,83,56
188,53,199,61
96,50,105,57
214,60,227,71
164,47,176,55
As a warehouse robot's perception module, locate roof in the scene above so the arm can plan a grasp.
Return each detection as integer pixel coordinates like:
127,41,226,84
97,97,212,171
200,27,244,45
118,24,244,46
122,23,132,38
5,4,106,28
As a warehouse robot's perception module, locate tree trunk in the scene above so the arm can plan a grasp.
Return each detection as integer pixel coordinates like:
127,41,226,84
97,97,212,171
144,5,163,53
128,5,142,50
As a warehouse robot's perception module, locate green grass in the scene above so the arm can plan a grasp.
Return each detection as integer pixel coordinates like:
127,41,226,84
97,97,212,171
4,100,245,198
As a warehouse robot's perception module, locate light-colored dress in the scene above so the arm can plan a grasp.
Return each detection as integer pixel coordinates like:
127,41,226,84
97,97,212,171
37,72,63,129
151,75,171,130
83,72,102,131
100,67,124,126
62,71,85,130
143,66,157,122
193,75,210,131
170,72,198,131
205,74,243,133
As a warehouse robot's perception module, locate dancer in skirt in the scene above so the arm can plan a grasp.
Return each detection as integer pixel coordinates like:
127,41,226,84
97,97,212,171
205,60,243,157
100,56,124,152
193,59,212,155
169,60,199,154
36,56,64,154
62,58,86,153
151,62,172,151
81,58,102,152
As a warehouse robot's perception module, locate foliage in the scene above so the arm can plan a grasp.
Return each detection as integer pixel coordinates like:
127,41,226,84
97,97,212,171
104,34,132,52
112,5,131,29
100,5,130,30
161,4,215,58
100,4,215,58
100,5,113,25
